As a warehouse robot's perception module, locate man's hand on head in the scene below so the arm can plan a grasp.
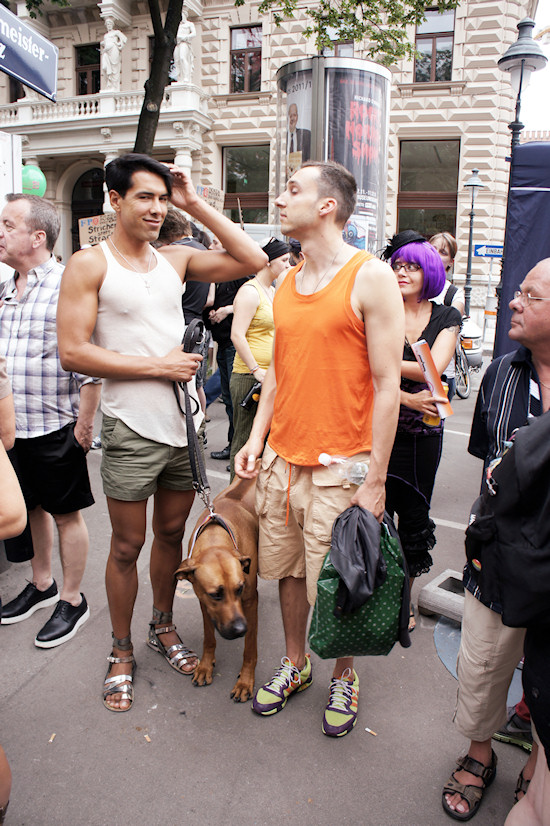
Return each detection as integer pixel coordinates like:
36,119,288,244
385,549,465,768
167,166,199,213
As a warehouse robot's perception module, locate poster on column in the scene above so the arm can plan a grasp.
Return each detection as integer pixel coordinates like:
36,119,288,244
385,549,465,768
284,69,312,179
326,67,389,252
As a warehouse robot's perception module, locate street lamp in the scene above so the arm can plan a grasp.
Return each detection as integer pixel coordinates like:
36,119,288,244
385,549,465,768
498,18,547,152
463,169,484,318
493,17,548,356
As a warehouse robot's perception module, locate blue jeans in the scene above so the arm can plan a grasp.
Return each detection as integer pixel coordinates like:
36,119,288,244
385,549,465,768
216,343,236,444
204,369,221,407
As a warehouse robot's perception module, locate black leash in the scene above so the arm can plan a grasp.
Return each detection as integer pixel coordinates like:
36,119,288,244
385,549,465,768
173,319,213,512
174,318,242,559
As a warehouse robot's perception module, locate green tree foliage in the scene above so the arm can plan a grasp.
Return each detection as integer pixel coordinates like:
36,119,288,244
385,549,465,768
236,0,460,65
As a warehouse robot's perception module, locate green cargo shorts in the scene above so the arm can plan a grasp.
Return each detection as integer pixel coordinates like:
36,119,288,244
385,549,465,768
100,415,204,501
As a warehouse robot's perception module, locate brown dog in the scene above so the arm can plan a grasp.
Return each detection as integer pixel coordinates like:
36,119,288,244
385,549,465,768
175,475,258,702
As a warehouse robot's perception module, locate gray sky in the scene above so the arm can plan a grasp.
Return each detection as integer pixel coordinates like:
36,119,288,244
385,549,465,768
520,0,550,130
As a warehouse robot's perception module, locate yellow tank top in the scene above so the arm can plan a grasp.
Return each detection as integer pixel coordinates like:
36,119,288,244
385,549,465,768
232,279,274,374
268,250,374,465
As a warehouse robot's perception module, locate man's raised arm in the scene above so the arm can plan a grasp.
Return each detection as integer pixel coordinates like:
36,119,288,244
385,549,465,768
166,166,268,282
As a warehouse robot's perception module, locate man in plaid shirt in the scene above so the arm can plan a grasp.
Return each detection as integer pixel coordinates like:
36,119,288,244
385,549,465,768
0,194,100,648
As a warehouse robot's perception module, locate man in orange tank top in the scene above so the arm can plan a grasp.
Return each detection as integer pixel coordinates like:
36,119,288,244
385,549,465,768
235,161,405,737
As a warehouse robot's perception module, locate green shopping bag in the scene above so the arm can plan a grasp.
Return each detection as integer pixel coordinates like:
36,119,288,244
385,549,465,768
308,524,405,659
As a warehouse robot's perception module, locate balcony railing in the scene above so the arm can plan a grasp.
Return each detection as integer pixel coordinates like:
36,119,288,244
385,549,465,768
0,85,209,129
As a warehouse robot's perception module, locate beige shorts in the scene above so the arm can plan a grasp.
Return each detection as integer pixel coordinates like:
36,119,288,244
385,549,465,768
255,443,371,606
101,415,204,501
453,590,526,741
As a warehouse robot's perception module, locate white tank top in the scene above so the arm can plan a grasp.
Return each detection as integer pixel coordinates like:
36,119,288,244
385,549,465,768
92,240,203,447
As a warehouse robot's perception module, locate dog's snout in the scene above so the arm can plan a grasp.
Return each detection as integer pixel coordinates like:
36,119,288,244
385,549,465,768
218,617,247,640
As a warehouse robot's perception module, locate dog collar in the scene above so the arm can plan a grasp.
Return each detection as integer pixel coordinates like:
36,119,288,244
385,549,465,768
187,512,239,559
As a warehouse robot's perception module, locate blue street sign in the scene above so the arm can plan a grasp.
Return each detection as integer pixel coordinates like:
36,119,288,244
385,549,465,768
474,244,504,258
0,5,58,101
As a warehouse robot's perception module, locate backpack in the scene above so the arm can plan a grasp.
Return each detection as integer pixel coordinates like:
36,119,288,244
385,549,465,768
465,411,550,628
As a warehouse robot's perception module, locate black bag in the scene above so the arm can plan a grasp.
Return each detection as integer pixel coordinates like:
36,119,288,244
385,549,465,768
465,411,550,628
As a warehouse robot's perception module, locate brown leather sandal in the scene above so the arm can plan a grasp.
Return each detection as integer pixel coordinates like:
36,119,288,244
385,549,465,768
514,768,531,803
103,634,136,713
442,750,497,821
147,607,198,675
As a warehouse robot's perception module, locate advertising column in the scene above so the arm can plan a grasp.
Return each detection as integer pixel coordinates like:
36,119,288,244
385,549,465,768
276,57,390,253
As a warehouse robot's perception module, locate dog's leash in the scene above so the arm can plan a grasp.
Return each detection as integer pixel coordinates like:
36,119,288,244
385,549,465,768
173,319,213,512
173,319,239,558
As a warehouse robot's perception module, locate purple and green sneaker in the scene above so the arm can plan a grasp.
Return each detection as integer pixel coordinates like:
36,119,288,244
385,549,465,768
252,654,312,716
322,668,359,737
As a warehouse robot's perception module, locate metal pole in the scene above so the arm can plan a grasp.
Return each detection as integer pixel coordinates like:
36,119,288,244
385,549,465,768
494,60,525,351
464,186,475,318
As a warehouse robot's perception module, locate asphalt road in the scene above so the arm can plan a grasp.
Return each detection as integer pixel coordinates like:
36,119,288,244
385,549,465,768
0,365,528,825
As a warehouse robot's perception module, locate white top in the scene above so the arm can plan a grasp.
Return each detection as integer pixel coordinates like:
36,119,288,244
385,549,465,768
93,240,203,447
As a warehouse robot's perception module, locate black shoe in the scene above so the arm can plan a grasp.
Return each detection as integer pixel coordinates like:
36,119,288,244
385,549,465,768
1,581,59,625
226,465,231,472
211,445,231,460
35,594,90,648
493,707,533,752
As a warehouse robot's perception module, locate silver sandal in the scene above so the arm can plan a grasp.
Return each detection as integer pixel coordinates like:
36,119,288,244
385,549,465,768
103,634,136,713
147,608,197,675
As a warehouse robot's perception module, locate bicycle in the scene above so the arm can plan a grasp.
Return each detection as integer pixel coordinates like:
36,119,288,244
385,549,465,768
454,339,471,399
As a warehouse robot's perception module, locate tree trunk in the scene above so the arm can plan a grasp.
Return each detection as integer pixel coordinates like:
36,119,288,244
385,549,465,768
133,0,184,155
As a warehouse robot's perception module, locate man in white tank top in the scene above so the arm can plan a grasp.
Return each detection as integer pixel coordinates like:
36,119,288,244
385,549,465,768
57,154,267,712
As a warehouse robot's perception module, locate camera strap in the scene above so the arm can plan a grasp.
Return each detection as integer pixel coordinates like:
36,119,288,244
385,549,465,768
173,318,214,512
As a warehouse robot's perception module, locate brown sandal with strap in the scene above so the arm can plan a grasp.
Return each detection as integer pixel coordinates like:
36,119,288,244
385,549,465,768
514,767,531,803
147,608,198,675
442,749,497,821
103,634,136,713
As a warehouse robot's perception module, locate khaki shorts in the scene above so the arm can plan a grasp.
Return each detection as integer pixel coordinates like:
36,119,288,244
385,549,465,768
255,443,371,606
100,415,203,501
453,590,526,741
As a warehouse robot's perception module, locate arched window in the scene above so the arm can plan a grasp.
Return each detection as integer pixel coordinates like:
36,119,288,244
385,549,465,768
71,168,104,252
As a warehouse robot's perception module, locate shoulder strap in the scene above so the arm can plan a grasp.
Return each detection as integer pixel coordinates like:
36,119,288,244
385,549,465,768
444,284,458,306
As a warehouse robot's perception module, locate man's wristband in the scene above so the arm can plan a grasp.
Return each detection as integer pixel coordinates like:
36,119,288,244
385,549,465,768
250,365,260,374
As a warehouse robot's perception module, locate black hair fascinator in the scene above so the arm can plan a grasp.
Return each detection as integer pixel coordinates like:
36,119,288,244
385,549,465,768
381,230,425,261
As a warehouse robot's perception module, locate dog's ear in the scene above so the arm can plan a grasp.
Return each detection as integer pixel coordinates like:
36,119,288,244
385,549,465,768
175,559,197,581
239,556,251,575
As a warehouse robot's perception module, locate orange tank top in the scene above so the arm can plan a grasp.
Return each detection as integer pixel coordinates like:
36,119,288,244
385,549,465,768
268,249,375,465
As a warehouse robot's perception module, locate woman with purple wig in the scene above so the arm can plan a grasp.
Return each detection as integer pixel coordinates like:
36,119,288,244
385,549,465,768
383,236,461,630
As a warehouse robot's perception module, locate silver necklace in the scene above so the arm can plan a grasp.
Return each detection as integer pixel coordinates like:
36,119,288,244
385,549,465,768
108,237,154,291
299,243,345,295
256,277,274,304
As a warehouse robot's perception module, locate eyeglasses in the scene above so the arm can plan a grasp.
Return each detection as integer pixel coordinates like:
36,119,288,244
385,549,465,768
391,261,421,273
513,289,550,307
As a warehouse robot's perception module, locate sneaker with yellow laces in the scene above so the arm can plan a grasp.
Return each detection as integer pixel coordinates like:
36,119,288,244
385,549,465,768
322,668,359,737
252,654,312,716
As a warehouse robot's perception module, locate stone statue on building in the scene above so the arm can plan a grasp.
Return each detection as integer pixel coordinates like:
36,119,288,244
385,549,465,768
101,17,127,92
173,8,195,83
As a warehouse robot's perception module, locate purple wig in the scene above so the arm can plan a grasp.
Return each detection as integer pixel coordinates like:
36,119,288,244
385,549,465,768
390,241,446,301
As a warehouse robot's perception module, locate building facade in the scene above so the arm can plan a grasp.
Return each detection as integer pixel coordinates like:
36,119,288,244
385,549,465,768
0,0,540,320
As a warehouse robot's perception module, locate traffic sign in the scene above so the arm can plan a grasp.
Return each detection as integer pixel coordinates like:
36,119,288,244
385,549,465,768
474,244,503,258
0,4,58,101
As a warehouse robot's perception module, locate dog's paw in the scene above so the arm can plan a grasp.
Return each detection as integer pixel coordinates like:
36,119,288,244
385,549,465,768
230,680,254,703
192,661,214,687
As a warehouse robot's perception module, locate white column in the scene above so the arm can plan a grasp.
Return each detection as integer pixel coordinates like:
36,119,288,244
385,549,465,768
102,151,119,212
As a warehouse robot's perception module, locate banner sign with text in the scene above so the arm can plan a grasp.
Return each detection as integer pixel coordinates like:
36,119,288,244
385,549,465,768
79,213,117,248
196,184,225,213
0,5,58,101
